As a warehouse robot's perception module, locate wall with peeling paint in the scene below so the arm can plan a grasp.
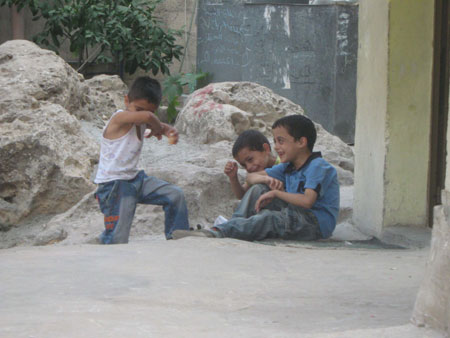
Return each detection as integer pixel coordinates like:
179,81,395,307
197,0,358,143
383,0,434,228
354,0,433,235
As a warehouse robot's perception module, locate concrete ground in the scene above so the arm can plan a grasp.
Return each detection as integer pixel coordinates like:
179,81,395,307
0,236,444,338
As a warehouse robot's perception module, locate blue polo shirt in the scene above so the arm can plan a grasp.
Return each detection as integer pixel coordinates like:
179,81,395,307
265,152,340,238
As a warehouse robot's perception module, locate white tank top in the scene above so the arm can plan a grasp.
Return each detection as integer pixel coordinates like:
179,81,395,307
94,111,146,184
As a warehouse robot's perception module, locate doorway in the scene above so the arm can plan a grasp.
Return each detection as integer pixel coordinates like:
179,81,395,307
429,0,449,225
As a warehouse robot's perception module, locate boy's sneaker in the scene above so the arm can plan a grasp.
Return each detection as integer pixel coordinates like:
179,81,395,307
172,229,216,240
214,215,228,226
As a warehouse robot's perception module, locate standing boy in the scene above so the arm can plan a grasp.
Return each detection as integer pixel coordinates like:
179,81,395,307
173,115,339,241
224,130,279,199
94,76,190,244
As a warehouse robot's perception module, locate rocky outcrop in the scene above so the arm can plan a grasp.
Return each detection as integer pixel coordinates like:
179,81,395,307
175,82,304,143
84,74,127,122
0,40,98,231
0,40,89,118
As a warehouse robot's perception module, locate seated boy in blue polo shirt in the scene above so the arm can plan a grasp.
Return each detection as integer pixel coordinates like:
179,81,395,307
173,115,340,241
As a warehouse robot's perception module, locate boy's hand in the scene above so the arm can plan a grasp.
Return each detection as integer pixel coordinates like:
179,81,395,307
255,191,276,212
224,161,238,178
145,123,179,144
164,124,179,145
266,177,284,191
145,128,163,140
144,119,164,140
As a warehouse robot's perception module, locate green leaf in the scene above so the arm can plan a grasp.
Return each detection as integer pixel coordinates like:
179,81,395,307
166,97,180,124
182,72,209,93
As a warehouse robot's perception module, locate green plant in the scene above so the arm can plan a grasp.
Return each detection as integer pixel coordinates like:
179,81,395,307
163,71,209,123
1,0,184,76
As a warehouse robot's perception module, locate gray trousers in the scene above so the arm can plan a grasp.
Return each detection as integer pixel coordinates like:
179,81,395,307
215,184,321,241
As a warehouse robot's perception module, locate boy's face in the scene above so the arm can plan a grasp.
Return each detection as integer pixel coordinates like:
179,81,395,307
235,144,271,173
272,126,306,163
124,96,158,113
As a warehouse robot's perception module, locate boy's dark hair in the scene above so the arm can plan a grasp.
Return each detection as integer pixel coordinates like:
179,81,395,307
232,130,271,158
272,115,316,152
128,76,162,106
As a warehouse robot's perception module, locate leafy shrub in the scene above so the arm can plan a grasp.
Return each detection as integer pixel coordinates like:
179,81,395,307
1,0,184,75
163,71,209,123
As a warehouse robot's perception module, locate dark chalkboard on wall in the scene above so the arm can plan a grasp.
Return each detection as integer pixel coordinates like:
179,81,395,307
197,0,358,143
197,0,244,81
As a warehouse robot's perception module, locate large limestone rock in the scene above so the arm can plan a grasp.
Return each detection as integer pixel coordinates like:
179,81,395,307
0,40,89,118
0,40,98,231
175,82,304,143
84,74,127,121
0,103,98,227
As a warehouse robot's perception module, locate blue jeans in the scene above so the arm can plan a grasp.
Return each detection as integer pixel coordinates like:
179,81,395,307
215,184,321,241
95,171,190,243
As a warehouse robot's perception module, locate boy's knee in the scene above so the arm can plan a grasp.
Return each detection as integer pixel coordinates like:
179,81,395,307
167,185,186,203
248,183,269,195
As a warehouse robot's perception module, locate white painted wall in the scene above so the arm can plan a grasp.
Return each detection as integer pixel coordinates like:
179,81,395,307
353,0,389,236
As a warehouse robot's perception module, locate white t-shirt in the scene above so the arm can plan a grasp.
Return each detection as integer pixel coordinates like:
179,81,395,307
94,111,146,184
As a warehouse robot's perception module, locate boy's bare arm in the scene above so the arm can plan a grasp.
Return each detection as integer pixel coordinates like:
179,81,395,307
246,171,268,185
224,161,246,199
246,172,284,190
274,189,317,208
229,176,247,199
106,110,163,139
147,122,179,143
255,189,318,212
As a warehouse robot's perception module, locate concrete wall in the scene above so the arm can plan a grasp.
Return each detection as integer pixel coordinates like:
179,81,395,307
353,0,434,236
0,6,77,61
125,0,198,85
412,191,450,335
384,0,434,228
156,0,197,75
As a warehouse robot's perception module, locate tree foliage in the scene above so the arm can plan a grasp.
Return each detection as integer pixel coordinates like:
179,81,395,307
163,71,208,123
1,0,184,75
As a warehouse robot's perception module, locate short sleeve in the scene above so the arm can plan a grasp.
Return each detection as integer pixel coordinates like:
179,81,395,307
265,163,288,184
304,160,335,197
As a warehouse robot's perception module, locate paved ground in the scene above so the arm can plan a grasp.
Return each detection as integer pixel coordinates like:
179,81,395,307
0,237,444,337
